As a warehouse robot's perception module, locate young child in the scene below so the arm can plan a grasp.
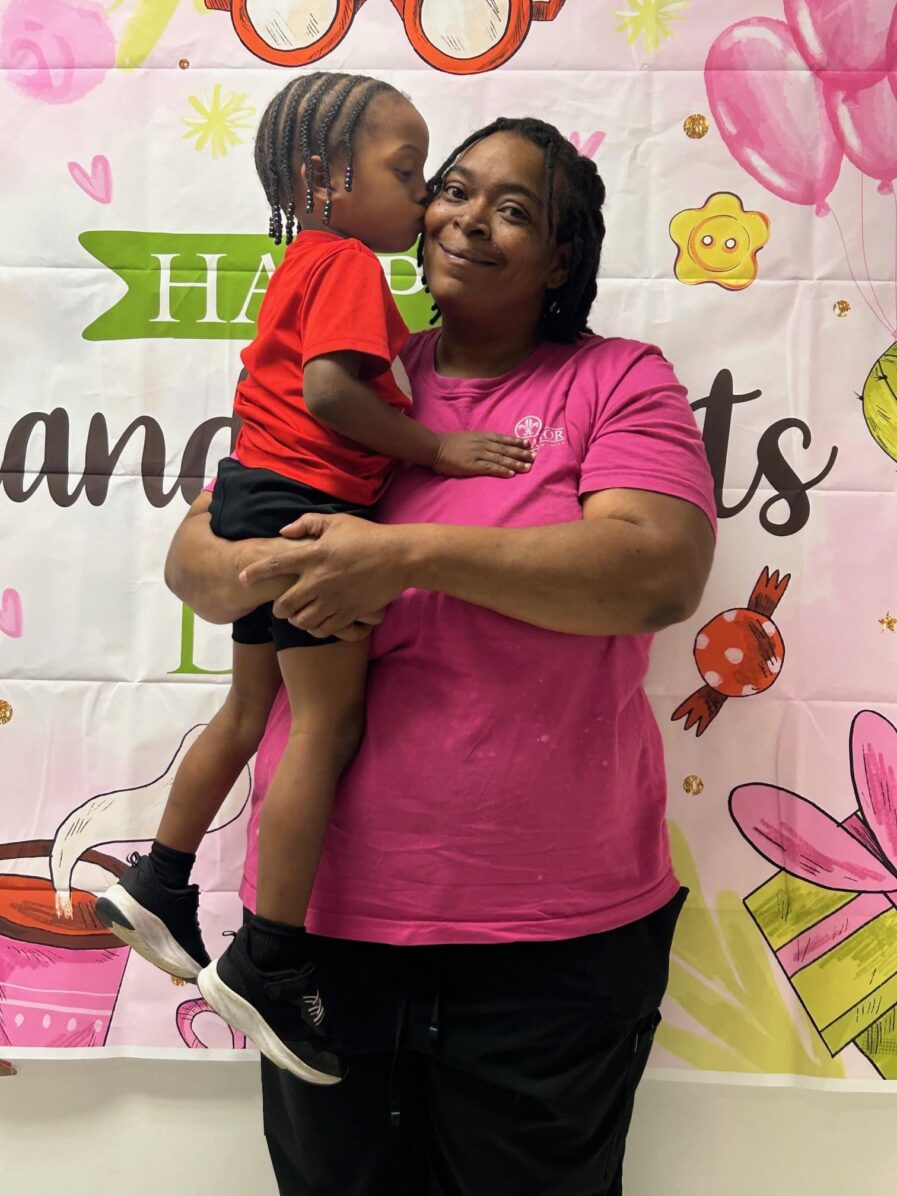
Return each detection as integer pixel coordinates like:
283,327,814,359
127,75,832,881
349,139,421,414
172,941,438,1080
96,72,534,1084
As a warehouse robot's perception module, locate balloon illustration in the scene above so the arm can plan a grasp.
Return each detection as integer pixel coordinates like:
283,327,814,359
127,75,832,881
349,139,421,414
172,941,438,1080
673,568,789,737
861,343,897,466
783,0,897,94
705,18,842,213
825,77,897,193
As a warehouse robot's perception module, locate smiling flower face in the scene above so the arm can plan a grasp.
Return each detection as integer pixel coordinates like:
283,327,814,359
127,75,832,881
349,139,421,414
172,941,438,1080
670,192,769,291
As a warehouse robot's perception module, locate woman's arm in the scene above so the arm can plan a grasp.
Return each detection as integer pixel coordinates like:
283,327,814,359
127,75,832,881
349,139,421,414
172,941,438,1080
241,487,715,639
163,492,292,624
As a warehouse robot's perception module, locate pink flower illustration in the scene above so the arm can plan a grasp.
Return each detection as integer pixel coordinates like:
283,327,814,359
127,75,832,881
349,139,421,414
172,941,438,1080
1,0,115,105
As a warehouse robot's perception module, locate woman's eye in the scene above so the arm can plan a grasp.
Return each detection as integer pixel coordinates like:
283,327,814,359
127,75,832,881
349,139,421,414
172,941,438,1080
441,183,465,200
502,204,528,221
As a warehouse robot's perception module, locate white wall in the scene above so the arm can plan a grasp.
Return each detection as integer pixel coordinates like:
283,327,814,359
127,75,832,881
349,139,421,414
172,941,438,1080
2,1062,895,1195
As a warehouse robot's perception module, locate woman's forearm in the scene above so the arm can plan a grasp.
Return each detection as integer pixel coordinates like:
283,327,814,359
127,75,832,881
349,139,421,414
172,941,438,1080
391,513,711,637
164,495,289,624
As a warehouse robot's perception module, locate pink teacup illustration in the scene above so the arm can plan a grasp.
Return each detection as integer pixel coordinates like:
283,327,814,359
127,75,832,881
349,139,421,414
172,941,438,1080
176,997,247,1050
0,840,128,1048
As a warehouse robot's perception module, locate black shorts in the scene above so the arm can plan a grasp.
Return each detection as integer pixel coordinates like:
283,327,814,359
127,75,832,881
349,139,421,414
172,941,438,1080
209,457,374,651
256,888,687,1196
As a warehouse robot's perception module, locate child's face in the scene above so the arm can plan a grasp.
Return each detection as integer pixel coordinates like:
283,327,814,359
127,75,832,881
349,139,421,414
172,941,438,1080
327,94,429,254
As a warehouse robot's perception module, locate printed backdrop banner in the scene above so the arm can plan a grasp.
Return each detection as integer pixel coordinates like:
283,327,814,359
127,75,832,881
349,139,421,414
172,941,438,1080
2,0,897,1083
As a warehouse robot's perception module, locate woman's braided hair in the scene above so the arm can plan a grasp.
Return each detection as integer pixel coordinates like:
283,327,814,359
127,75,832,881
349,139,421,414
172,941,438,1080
419,117,606,342
254,72,396,245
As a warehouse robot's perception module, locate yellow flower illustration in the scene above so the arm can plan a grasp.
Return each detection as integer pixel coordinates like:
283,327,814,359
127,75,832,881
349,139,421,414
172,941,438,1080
183,85,256,160
669,192,770,291
615,0,691,53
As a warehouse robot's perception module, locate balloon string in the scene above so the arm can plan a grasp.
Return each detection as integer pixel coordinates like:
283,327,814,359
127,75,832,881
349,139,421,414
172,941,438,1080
858,174,893,330
828,204,897,338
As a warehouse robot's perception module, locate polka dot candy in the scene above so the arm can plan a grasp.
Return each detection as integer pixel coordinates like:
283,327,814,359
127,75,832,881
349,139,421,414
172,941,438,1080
694,608,784,698
673,568,790,736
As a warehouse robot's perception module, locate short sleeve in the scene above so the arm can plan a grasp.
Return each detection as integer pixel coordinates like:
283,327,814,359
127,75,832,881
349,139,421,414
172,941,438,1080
299,245,408,371
578,342,717,534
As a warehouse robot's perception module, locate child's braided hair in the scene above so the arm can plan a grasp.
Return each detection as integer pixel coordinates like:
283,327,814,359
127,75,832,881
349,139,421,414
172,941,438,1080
255,72,396,246
419,117,606,343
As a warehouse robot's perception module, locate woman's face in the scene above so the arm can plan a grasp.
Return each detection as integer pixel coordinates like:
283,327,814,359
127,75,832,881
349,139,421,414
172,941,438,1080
423,131,570,331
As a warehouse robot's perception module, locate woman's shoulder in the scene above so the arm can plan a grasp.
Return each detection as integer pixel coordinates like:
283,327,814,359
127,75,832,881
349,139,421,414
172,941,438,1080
549,333,676,377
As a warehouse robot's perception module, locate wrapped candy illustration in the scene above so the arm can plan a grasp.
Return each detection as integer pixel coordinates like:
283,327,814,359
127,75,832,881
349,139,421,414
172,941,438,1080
203,0,569,74
672,567,788,737
730,710,897,1078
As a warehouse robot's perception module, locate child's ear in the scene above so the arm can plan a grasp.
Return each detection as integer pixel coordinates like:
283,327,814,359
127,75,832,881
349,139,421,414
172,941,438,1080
546,241,572,290
298,155,331,205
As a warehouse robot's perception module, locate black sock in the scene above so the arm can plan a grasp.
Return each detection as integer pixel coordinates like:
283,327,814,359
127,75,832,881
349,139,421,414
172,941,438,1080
149,841,196,890
246,913,308,973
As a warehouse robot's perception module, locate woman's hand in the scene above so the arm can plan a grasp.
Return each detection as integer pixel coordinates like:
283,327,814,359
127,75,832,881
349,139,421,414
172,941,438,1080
239,513,407,641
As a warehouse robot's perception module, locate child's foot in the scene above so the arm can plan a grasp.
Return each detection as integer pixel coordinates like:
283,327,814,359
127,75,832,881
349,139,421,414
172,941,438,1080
95,852,211,981
197,926,346,1085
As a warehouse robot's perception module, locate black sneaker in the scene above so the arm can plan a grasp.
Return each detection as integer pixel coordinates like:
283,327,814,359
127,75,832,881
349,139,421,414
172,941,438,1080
197,926,346,1085
95,852,211,981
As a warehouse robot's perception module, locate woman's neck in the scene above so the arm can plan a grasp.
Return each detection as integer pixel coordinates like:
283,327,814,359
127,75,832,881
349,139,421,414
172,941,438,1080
434,317,542,379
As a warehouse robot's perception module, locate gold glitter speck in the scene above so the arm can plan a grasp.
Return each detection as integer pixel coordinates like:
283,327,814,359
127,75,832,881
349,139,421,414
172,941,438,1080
683,774,704,796
0,700,12,726
179,58,190,70
683,114,709,140
169,975,188,986
880,612,897,633
833,299,851,317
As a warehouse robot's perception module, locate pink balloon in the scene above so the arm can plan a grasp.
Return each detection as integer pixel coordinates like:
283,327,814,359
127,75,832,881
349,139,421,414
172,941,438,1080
784,0,897,94
705,18,842,212
826,77,897,192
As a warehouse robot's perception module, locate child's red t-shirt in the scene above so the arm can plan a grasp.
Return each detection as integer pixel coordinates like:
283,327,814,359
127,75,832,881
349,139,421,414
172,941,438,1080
234,230,411,505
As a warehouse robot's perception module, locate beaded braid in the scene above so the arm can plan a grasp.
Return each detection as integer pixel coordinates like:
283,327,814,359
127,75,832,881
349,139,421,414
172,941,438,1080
276,74,319,245
315,77,358,225
418,117,607,342
340,80,391,193
298,73,339,221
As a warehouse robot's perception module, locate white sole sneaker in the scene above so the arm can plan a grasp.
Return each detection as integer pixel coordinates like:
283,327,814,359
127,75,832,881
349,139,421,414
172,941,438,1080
95,884,205,981
197,959,343,1085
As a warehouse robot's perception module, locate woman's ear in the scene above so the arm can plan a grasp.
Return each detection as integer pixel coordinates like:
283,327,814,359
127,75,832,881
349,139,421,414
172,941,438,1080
546,241,572,290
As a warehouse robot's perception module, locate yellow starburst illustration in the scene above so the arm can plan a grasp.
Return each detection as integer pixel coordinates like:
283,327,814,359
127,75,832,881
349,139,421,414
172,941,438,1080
183,85,256,160
615,0,691,53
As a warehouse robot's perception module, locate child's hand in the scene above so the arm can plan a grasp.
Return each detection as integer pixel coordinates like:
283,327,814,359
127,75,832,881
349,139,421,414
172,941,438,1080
431,432,535,478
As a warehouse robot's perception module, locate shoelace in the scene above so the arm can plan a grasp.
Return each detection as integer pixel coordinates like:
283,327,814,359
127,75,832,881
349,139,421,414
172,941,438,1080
302,992,325,1027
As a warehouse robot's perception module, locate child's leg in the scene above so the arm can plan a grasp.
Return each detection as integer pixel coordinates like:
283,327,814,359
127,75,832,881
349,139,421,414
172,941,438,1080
96,638,284,979
156,640,283,855
255,638,370,929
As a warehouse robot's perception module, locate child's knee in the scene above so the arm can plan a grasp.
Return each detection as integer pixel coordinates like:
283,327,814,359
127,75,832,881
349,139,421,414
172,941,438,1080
220,690,273,750
291,700,365,767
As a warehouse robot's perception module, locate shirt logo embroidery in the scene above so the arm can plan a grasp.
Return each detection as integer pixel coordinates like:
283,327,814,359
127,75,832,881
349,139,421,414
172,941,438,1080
515,415,566,448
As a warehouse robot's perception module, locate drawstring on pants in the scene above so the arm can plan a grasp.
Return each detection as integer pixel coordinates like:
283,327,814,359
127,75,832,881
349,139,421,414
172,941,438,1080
428,985,441,1043
388,988,409,1129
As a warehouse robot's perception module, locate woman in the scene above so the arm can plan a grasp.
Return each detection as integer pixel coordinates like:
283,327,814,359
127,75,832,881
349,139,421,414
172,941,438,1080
166,116,716,1194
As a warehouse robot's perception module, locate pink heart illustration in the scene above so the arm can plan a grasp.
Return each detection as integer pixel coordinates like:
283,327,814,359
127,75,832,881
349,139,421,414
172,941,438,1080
67,155,112,204
569,131,605,159
0,589,22,638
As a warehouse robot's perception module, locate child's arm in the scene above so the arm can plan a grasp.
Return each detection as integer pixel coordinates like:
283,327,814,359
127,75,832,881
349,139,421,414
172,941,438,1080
304,352,534,479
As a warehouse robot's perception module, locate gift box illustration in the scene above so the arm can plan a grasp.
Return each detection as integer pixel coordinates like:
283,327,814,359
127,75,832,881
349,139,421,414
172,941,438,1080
730,710,897,1079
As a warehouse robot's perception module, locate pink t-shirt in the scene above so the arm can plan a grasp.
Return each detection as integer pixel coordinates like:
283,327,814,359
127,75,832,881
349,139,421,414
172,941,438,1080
239,330,717,944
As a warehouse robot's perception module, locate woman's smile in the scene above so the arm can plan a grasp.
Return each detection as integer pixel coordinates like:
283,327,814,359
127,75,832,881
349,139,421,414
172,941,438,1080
438,242,497,267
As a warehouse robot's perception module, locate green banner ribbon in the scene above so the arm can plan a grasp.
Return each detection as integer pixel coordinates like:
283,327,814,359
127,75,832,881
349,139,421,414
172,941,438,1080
79,231,434,341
